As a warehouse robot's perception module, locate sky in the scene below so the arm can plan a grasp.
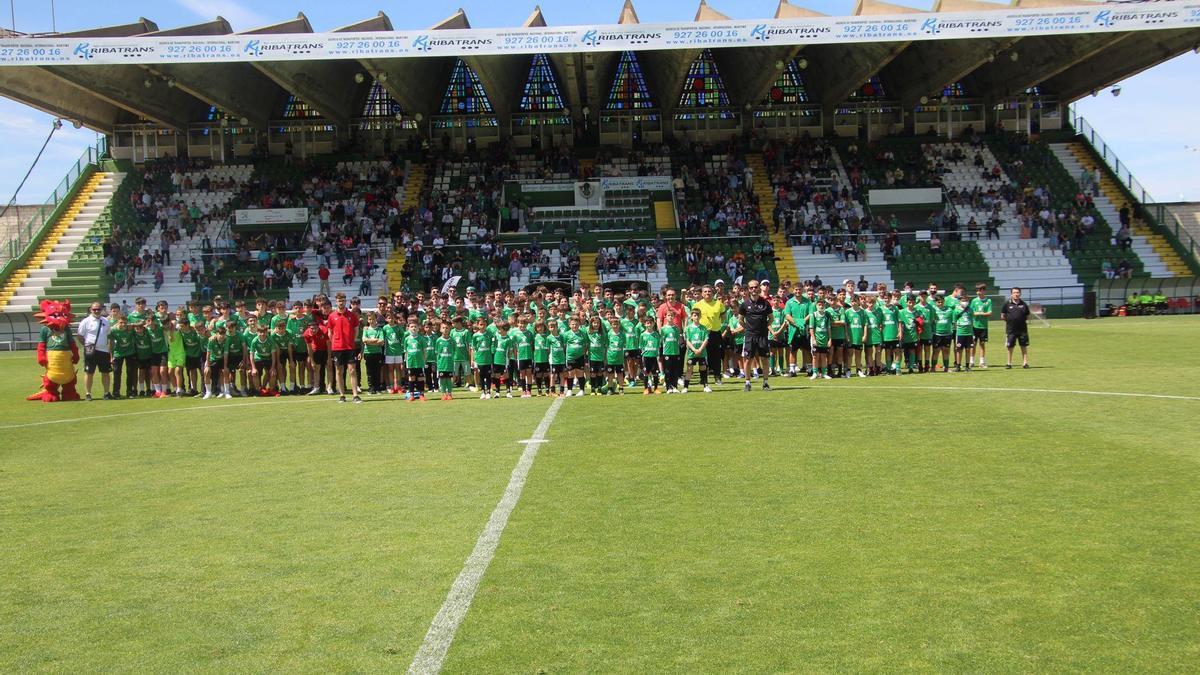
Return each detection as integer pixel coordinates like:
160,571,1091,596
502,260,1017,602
0,0,1197,205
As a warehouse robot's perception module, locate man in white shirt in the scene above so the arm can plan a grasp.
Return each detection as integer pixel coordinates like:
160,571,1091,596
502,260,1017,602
76,302,112,401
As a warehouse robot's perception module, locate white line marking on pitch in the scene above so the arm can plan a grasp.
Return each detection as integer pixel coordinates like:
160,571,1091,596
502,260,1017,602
0,397,331,429
836,385,1200,402
407,395,565,675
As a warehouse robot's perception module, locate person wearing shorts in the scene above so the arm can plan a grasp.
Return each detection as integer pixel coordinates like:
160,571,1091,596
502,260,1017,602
471,317,494,399
547,321,567,396
532,321,550,396
952,298,976,371
970,283,993,368
808,298,833,380
1001,287,1032,368
639,317,662,395
604,316,626,394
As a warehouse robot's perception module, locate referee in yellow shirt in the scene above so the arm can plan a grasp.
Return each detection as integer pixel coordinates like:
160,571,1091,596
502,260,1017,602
692,285,727,385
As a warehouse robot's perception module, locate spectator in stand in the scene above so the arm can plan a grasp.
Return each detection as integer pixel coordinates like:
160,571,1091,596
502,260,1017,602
929,234,942,255
318,264,331,296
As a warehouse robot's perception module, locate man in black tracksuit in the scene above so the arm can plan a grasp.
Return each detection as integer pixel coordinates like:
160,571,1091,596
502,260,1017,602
738,284,775,391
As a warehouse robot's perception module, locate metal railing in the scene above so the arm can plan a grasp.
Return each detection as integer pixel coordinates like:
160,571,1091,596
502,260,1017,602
0,137,107,277
1068,106,1200,271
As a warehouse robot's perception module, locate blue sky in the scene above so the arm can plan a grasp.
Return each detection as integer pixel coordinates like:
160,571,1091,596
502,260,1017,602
1,0,1197,205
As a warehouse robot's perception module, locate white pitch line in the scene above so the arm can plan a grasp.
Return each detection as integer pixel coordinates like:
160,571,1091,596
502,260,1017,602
407,396,565,675
828,384,1200,402
0,397,332,429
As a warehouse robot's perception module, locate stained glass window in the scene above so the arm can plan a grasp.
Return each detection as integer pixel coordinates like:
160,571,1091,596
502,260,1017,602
440,59,494,115
849,75,888,100
362,80,403,118
283,95,322,119
762,58,809,105
942,82,966,98
519,54,565,112
605,51,655,110
677,49,729,108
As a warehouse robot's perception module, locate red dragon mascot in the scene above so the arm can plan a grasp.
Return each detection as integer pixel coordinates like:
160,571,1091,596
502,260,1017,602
26,299,81,402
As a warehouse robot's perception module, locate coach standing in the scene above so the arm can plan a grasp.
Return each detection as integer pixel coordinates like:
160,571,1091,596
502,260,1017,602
1001,287,1031,369
656,286,686,330
692,285,726,385
76,302,111,400
739,283,774,391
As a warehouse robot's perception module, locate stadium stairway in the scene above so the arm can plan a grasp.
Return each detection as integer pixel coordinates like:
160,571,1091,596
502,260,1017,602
401,162,426,209
0,172,118,312
1050,143,1184,277
792,246,895,289
385,247,406,294
653,200,677,232
747,154,799,285
578,252,599,288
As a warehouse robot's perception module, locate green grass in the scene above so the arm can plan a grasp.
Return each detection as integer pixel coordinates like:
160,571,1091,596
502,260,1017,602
2,316,1199,671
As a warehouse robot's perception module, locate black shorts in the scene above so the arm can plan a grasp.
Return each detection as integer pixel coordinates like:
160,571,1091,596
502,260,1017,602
1006,330,1029,348
550,363,565,374
956,334,976,350
789,333,809,351
137,356,154,369
973,327,989,342
625,349,640,360
606,362,624,373
741,334,770,359
919,338,932,345
207,361,226,373
641,357,659,374
334,349,357,366
933,335,952,348
84,350,112,374
152,352,168,367
688,354,707,365
227,352,244,368
882,340,899,350
186,355,202,370
567,356,586,370
813,345,829,354
438,370,453,379
902,340,919,349
534,362,549,374
832,338,845,348
848,343,864,351
476,364,492,378
589,360,604,372
769,338,787,349
518,359,533,371
312,350,328,364
253,359,271,372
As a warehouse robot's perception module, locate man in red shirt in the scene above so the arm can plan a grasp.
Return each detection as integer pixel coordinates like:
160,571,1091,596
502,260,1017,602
656,286,686,330
318,264,331,297
326,293,361,403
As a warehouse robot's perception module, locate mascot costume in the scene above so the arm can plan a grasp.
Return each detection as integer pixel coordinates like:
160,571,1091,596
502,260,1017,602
27,299,80,402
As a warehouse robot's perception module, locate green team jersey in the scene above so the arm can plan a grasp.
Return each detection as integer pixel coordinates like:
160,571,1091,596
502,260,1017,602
148,322,168,354
547,334,566,365
450,328,471,361
133,330,152,358
684,322,708,355
914,305,932,339
180,329,204,357
125,310,145,326
563,329,587,361
436,336,455,372
533,333,550,364
424,333,437,363
362,326,385,355
809,309,832,348
206,336,226,363
404,333,427,368
620,318,642,352
382,325,405,356
727,316,745,345
585,328,606,361
830,306,846,341
513,328,533,361
249,335,275,361
271,315,288,331
865,311,882,346
845,308,865,346
110,327,135,358
471,330,494,367
605,328,624,365
769,309,786,340
969,297,993,329
784,296,810,341
492,333,512,367
287,314,312,338
953,306,975,337
40,326,72,351
640,330,661,357
899,308,919,344
933,305,955,336
881,306,900,341
167,330,185,360
225,331,244,355
660,325,681,357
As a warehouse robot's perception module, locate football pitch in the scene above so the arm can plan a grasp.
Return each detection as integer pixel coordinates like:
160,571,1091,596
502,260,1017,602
2,316,1198,672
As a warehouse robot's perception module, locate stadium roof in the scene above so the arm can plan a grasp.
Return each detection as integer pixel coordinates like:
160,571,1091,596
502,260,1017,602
0,0,1195,133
